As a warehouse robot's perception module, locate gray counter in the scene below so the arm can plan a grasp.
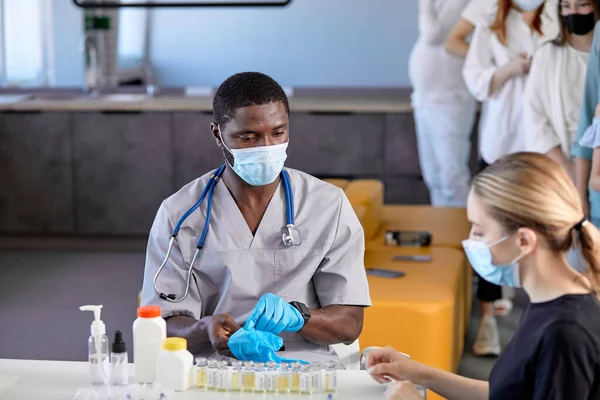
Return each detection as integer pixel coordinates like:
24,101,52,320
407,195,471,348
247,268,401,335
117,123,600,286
0,89,479,236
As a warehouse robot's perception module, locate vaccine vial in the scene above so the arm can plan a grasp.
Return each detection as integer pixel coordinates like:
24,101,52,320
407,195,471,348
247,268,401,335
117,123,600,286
231,361,243,391
311,361,323,393
265,361,277,392
290,362,301,393
206,359,218,390
217,361,230,392
194,357,207,388
300,364,312,394
277,363,291,393
254,362,266,393
242,361,255,392
324,361,338,393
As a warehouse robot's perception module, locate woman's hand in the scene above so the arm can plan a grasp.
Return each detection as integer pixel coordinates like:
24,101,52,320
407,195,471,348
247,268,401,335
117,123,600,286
385,381,426,400
366,346,427,385
506,54,531,77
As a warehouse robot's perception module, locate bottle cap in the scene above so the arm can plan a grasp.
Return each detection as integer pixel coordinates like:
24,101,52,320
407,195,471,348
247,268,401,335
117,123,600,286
79,305,105,336
112,330,126,353
137,305,161,318
163,337,187,351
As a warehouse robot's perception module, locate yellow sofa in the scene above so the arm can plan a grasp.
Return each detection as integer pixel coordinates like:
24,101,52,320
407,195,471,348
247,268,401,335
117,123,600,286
344,180,384,240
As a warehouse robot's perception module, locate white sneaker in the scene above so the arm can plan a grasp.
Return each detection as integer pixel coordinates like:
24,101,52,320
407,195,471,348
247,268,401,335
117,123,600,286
472,315,501,357
494,298,513,317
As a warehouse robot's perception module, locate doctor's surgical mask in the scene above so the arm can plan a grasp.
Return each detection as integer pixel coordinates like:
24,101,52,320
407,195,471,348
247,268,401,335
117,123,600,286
218,128,288,186
462,235,524,288
514,0,545,11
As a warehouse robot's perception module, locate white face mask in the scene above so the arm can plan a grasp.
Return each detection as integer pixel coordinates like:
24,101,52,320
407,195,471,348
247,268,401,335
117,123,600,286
513,0,545,11
219,129,288,186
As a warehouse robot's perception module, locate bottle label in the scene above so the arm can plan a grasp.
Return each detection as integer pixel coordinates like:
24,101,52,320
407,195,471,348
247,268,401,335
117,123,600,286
255,373,265,391
300,374,311,393
266,372,277,391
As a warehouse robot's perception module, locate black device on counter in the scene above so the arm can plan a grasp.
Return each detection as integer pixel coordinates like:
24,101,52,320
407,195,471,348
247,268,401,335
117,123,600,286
385,230,432,247
366,268,405,278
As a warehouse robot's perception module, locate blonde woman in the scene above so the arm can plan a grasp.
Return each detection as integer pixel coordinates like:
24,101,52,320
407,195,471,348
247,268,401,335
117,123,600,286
369,152,600,400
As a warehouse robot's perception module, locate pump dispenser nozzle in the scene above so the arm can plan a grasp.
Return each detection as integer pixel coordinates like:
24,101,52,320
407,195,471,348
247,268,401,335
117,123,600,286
79,305,106,336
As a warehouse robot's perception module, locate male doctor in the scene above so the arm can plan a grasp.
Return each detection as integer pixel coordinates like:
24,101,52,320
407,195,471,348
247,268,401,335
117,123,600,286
141,72,371,362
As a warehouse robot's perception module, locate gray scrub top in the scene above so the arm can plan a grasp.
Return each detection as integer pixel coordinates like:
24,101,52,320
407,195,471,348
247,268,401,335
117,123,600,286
141,167,372,362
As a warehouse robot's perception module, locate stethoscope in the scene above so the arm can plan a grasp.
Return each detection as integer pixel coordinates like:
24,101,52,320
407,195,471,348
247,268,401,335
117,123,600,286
153,165,302,303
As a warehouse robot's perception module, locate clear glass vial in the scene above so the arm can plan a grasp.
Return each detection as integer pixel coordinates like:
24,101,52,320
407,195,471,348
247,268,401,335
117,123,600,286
277,362,291,393
242,361,255,392
290,362,302,393
194,357,208,388
254,362,266,393
265,361,277,392
216,361,230,392
231,361,243,391
300,364,312,394
324,361,338,393
311,361,323,393
206,359,218,390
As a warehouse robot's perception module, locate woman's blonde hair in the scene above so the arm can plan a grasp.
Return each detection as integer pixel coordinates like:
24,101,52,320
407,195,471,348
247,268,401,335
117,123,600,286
472,152,600,292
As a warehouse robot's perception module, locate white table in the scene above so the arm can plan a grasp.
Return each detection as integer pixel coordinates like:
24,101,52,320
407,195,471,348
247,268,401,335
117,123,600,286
0,359,389,399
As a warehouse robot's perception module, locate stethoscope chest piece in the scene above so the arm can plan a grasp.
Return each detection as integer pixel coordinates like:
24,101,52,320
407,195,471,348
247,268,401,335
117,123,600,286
282,224,302,246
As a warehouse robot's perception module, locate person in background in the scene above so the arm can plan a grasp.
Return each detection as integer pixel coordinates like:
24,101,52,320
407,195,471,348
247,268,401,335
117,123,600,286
462,0,557,357
573,18,600,227
446,0,498,59
524,0,598,179
369,152,600,400
409,0,477,207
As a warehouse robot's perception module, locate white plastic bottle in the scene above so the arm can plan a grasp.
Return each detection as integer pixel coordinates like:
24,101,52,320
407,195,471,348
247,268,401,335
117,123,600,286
156,337,193,392
133,305,166,383
79,305,110,386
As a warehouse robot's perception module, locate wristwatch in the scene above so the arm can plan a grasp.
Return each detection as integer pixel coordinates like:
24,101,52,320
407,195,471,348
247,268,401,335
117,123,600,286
289,301,312,325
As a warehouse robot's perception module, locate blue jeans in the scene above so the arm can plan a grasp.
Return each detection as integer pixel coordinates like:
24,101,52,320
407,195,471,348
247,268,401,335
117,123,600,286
414,99,476,207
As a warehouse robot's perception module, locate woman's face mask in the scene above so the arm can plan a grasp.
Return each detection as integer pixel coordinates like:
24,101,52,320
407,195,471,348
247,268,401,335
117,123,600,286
462,234,524,288
513,0,545,11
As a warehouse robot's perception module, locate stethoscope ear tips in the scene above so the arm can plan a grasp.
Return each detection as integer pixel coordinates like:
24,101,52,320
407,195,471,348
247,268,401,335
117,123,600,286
159,293,177,301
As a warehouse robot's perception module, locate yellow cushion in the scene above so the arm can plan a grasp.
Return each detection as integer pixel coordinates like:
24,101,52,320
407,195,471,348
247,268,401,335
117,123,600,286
368,205,473,333
345,180,384,240
360,247,464,376
323,178,350,190
353,204,368,230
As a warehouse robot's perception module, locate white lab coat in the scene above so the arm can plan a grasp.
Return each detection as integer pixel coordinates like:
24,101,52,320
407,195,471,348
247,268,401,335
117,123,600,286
141,168,372,363
463,6,558,164
524,43,589,158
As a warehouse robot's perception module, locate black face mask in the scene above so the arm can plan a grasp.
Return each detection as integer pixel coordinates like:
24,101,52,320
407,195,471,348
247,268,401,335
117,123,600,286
562,12,596,36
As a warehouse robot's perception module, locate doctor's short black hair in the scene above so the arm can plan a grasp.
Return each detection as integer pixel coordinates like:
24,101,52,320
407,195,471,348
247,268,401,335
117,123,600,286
213,72,290,128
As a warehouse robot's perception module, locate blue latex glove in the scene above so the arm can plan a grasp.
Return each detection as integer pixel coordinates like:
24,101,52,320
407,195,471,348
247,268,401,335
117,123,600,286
245,293,304,334
228,329,308,364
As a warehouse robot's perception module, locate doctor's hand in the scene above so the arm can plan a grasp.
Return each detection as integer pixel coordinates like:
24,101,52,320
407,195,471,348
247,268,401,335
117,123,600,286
367,346,428,386
245,293,304,334
206,314,242,357
385,381,425,400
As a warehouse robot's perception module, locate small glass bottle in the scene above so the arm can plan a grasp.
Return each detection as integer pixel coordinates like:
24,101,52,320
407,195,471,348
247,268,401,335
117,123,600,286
206,359,218,390
217,361,230,392
254,362,266,393
231,361,243,391
277,362,291,393
300,364,312,394
324,361,338,393
311,361,323,393
242,361,255,392
290,362,301,393
194,357,208,388
265,361,277,392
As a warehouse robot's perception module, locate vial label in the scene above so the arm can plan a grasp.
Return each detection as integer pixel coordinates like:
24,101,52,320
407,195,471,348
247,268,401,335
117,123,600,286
300,374,311,393
255,373,266,391
218,371,230,390
266,372,277,392
207,370,218,389
312,372,322,392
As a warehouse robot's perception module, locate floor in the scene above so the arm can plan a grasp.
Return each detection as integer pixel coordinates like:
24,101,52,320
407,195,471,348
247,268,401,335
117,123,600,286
0,237,527,382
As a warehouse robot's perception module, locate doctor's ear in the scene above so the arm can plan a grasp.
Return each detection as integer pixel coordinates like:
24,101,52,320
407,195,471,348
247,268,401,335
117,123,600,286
211,123,222,146
515,227,537,256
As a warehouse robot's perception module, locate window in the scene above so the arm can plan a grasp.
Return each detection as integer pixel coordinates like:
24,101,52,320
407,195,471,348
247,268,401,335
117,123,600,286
0,0,52,86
